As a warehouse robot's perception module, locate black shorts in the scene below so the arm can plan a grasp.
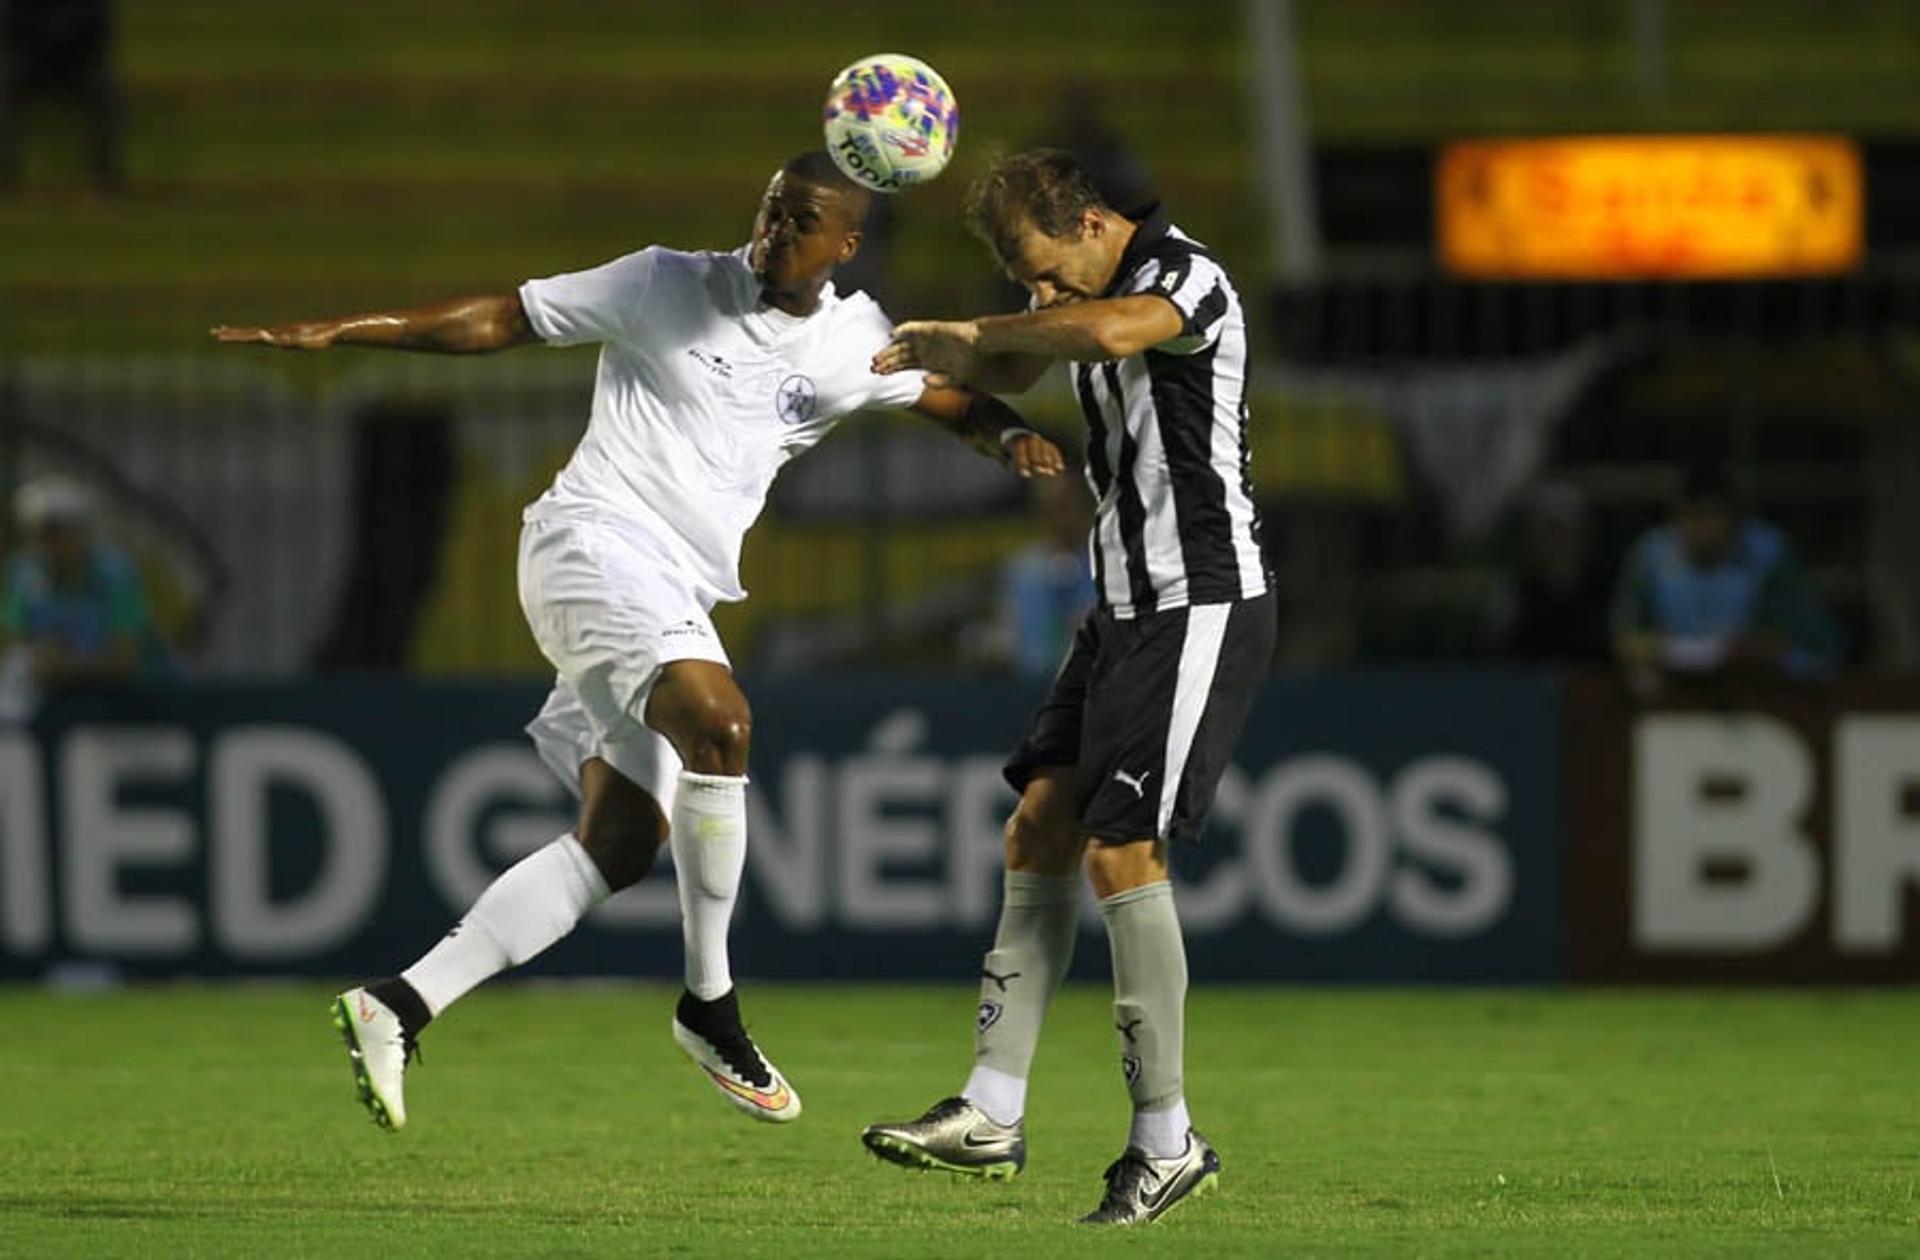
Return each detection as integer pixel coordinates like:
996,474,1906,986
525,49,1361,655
1004,593,1276,845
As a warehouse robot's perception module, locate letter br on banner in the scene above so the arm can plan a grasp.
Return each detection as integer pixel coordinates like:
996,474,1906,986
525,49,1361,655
1565,675,1920,982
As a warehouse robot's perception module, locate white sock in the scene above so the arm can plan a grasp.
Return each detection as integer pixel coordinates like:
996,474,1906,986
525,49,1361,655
401,833,608,1016
670,771,748,1001
962,1064,1027,1127
1129,1097,1192,1160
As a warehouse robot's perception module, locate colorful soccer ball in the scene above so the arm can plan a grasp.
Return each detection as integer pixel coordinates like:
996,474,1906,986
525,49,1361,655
822,53,959,193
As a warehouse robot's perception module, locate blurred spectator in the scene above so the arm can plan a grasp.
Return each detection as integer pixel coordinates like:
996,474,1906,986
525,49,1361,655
1038,78,1155,212
832,195,897,311
1610,461,1842,695
989,79,1158,314
0,0,125,193
998,472,1097,680
1494,480,1610,663
1,477,164,707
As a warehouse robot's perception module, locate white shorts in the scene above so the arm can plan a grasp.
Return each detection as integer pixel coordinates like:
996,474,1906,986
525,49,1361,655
517,512,731,806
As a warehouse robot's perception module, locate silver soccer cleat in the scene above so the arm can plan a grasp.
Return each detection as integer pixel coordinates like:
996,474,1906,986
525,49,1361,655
1080,1130,1221,1225
861,1096,1027,1179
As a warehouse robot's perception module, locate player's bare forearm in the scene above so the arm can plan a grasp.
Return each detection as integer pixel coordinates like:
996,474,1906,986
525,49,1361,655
966,351,1053,395
210,294,537,354
974,296,1183,362
875,298,1182,383
909,384,1065,478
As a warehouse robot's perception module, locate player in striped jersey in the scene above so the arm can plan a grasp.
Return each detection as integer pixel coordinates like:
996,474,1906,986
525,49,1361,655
861,150,1274,1226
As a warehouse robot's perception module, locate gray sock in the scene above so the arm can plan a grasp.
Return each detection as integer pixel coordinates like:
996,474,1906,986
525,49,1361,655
972,870,1078,1082
1100,880,1187,1112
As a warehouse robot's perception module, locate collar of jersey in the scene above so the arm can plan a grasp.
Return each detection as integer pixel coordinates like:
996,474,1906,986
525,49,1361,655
1104,202,1172,298
733,243,836,328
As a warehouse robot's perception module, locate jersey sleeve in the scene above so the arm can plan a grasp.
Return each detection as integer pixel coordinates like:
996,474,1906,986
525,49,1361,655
1123,251,1232,355
846,299,929,412
518,247,660,347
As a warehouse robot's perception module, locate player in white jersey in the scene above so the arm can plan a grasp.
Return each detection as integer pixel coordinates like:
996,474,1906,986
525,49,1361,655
214,151,1063,1132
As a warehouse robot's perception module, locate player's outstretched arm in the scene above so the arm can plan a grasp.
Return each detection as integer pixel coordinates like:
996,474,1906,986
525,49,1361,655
940,347,1053,395
210,294,539,354
874,296,1183,382
909,383,1064,479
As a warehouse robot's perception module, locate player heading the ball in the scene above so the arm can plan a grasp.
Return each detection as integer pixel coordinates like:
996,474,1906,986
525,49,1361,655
214,148,1061,1137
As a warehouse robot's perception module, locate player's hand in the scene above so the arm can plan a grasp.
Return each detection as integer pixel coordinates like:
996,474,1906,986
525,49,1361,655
209,321,338,351
874,319,981,380
1002,430,1065,479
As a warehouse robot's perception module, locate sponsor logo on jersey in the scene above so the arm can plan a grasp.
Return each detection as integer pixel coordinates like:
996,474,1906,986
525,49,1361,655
688,347,735,379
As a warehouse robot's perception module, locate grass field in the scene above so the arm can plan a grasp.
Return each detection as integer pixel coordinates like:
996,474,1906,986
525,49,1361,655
1,984,1915,1257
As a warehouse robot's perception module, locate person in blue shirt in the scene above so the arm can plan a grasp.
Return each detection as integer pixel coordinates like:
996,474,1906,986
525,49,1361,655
1611,462,1841,694
2,477,161,690
1000,470,1097,681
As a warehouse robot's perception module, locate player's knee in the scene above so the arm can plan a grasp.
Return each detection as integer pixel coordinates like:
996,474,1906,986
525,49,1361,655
1084,839,1165,899
1005,801,1079,876
681,703,752,775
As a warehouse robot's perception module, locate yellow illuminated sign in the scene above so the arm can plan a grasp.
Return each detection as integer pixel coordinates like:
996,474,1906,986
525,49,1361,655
1438,136,1862,279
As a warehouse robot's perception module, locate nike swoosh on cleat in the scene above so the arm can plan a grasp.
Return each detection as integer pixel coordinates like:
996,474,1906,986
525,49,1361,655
1139,1164,1198,1216
702,1065,791,1112
961,1130,1010,1149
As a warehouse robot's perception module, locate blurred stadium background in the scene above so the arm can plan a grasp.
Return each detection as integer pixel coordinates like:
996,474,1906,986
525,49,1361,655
3,2,1919,1254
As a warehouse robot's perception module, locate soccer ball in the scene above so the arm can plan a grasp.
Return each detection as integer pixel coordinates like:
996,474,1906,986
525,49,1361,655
822,53,959,193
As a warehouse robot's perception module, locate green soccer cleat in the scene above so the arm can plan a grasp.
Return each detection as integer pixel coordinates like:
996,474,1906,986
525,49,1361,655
1080,1130,1221,1225
861,1096,1027,1179
330,987,418,1132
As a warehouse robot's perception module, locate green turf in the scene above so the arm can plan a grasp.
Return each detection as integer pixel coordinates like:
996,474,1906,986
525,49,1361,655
0,984,1914,1257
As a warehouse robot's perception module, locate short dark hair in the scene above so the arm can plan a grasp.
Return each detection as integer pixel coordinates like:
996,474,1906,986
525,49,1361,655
1679,459,1736,506
963,149,1109,270
779,150,872,226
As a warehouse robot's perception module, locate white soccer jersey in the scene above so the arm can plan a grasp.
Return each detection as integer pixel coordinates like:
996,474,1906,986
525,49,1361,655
518,246,926,604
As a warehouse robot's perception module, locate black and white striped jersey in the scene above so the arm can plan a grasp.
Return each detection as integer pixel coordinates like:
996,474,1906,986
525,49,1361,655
1071,205,1269,619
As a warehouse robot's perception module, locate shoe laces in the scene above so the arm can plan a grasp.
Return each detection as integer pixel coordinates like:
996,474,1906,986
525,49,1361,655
1096,1150,1153,1207
709,1025,771,1088
920,1096,974,1123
